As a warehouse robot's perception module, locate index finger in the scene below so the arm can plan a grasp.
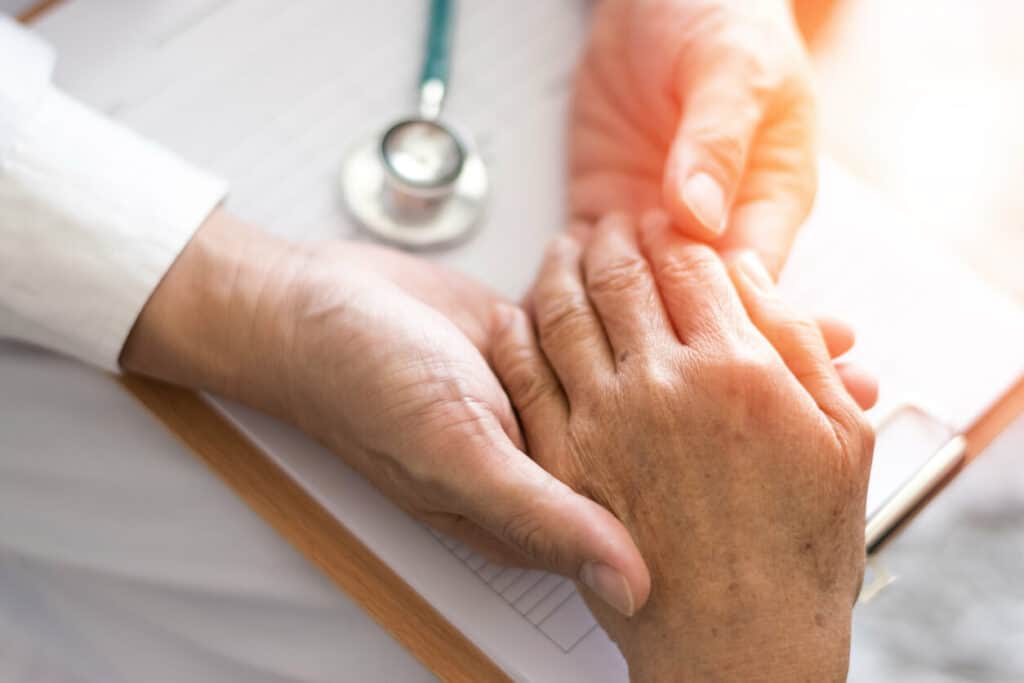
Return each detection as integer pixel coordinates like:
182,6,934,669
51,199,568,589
639,212,749,348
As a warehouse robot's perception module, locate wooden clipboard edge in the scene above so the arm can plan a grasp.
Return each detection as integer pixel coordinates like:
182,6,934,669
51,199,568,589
899,374,1024,529
119,375,511,683
964,374,1024,463
17,0,61,23
863,373,1024,556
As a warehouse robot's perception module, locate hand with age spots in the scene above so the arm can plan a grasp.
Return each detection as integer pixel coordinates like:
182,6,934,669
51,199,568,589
491,214,877,681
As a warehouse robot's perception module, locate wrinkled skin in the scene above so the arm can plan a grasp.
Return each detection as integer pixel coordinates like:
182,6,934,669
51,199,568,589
122,213,650,616
492,215,875,681
274,239,652,611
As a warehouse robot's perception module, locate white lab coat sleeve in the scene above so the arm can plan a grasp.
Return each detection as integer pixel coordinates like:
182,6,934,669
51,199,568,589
0,16,227,372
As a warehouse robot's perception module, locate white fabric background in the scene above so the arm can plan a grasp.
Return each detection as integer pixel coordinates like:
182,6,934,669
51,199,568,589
0,342,435,682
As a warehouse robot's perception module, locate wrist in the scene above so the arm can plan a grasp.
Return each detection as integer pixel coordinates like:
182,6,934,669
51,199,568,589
120,210,308,415
615,589,852,682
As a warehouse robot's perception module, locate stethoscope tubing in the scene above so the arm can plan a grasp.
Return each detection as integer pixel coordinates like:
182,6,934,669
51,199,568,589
421,0,453,88
341,0,485,250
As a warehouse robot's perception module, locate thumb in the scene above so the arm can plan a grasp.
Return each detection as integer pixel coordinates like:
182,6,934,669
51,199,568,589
663,64,764,240
461,440,651,617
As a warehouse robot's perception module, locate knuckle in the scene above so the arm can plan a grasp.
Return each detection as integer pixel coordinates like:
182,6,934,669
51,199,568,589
824,400,875,478
654,243,721,291
586,254,649,299
503,353,552,417
640,360,684,398
500,508,563,571
720,348,777,387
762,73,816,134
745,54,791,98
410,396,494,471
847,411,876,470
775,315,824,356
777,63,816,103
537,294,591,340
687,126,749,178
702,346,780,410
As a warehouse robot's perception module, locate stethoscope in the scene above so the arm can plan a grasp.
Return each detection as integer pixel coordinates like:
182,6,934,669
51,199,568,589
341,0,486,250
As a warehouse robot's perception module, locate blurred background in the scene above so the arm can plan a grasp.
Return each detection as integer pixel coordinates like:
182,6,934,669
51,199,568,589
812,0,1023,302
807,5,1024,681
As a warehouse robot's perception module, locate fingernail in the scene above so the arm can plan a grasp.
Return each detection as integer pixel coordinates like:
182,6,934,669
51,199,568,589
580,562,635,617
737,250,774,292
682,172,726,235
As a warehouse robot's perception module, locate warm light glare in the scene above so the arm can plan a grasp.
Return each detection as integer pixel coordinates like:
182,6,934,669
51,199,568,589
815,0,1024,298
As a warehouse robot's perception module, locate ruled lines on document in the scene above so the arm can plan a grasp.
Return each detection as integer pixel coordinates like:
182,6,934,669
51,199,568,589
427,528,599,653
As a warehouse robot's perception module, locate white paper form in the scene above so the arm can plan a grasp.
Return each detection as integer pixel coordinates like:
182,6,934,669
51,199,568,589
32,1,1024,680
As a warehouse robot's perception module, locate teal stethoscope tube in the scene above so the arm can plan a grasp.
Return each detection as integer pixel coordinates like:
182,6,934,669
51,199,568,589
420,0,453,90
340,0,486,249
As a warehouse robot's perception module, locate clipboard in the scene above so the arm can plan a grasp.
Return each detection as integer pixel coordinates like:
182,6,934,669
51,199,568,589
856,383,1024,602
18,2,1024,680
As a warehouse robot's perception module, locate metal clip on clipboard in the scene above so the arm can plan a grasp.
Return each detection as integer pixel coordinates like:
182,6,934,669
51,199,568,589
858,404,968,604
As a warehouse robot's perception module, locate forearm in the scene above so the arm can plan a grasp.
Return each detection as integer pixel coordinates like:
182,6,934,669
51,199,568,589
120,209,308,418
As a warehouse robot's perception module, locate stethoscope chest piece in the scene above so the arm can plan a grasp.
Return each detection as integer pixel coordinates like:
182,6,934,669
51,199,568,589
341,118,487,249
340,0,486,250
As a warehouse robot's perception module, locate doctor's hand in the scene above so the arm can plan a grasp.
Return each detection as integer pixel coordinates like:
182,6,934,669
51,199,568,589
571,0,817,275
492,216,875,680
120,210,649,617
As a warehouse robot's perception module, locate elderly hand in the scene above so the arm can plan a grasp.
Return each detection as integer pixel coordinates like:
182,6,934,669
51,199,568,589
121,210,649,616
491,215,875,680
571,0,817,274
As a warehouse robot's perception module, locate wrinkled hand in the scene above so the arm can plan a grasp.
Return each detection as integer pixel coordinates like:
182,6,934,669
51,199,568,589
572,0,817,274
279,242,649,591
122,212,649,616
492,215,875,680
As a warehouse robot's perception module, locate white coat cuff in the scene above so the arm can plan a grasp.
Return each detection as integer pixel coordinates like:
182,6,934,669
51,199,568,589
0,85,228,371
